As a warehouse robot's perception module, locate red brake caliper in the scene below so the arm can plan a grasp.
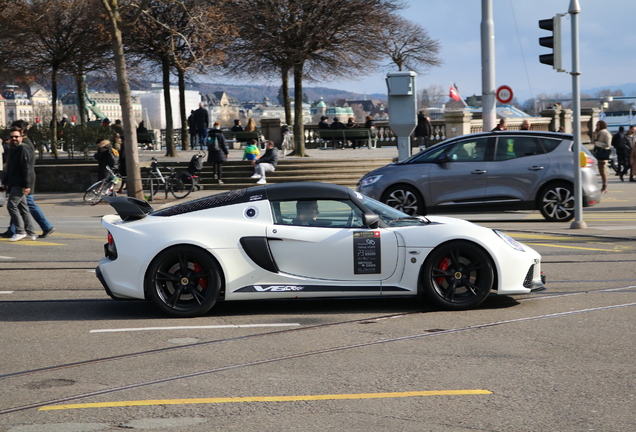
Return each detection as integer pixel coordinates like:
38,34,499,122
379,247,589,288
437,257,450,285
193,263,207,290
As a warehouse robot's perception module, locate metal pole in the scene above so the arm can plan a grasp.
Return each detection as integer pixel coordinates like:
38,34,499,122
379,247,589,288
481,0,496,132
569,0,586,229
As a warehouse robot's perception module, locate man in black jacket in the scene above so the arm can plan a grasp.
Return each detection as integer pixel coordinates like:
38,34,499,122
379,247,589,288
250,141,278,184
3,126,36,242
193,102,209,149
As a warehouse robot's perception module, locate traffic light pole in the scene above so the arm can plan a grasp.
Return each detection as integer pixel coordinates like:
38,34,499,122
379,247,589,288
569,0,586,229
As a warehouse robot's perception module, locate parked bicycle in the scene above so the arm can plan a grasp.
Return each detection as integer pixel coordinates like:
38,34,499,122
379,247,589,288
83,166,121,205
143,157,194,199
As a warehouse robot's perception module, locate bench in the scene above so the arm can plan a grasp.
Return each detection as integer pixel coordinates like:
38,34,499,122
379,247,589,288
137,131,157,150
222,130,265,150
316,128,377,149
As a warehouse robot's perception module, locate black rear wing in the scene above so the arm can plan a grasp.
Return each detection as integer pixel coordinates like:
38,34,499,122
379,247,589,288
104,196,154,221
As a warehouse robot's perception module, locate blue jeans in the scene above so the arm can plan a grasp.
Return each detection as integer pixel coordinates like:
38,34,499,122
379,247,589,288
7,194,53,235
197,127,208,149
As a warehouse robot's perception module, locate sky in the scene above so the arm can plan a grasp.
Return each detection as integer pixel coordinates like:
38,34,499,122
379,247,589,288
219,0,636,103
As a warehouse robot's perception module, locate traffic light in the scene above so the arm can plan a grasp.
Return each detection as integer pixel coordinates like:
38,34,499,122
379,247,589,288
539,15,563,72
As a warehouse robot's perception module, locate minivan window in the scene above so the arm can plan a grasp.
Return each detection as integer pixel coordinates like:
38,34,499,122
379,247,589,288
537,138,562,153
494,136,545,161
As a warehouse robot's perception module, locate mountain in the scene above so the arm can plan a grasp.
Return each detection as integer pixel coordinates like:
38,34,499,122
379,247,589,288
582,83,636,97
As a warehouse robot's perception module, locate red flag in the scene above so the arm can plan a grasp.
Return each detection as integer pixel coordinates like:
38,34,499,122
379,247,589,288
449,85,461,102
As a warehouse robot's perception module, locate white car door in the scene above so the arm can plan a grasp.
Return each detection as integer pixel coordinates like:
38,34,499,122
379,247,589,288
266,199,400,282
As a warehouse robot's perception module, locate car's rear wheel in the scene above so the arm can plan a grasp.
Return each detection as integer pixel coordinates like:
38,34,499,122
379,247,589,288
420,241,493,310
381,185,424,215
146,246,221,317
538,182,574,222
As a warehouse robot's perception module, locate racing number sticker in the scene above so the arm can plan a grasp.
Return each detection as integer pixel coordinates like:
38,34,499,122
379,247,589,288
353,231,381,274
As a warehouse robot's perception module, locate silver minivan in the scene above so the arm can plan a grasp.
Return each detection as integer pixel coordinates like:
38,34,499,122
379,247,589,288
357,131,601,222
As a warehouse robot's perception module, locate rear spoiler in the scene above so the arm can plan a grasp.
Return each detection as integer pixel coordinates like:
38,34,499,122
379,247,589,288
104,196,154,221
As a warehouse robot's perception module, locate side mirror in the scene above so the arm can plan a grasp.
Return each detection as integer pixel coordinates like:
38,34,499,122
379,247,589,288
363,213,380,228
434,153,450,164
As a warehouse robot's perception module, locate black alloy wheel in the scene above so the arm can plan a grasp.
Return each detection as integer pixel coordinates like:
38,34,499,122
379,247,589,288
421,241,494,310
146,246,222,317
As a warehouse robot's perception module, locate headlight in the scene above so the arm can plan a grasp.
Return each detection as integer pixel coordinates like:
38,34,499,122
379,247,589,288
493,230,525,252
359,175,382,187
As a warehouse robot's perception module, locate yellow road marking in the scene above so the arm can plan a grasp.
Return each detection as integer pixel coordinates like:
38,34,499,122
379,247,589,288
524,242,620,252
0,239,65,246
39,390,492,410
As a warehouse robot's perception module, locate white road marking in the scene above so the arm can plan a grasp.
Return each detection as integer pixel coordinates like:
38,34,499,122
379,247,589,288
0,256,15,260
90,323,301,333
0,291,14,294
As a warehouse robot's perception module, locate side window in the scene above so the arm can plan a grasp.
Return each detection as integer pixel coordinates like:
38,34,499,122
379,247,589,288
447,138,489,162
495,137,544,161
537,138,562,153
272,199,365,228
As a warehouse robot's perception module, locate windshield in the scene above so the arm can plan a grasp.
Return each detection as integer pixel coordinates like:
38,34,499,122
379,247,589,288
361,195,428,226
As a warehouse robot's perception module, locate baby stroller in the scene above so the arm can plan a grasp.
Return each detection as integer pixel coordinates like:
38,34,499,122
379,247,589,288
187,150,205,191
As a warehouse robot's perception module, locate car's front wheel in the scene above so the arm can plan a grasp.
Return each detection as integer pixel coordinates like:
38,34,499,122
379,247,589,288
381,185,424,215
538,182,574,222
420,241,494,310
146,246,222,317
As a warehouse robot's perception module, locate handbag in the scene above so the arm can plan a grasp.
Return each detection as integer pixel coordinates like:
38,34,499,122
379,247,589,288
593,146,611,160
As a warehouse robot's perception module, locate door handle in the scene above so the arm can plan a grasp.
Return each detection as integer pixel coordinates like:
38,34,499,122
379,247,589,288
528,166,544,171
471,170,487,174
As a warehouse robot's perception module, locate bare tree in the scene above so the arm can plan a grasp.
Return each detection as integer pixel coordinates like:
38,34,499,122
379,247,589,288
100,0,148,200
224,0,403,156
376,15,441,73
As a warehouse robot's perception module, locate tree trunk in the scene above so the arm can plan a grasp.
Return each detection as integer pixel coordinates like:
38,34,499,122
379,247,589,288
75,74,88,126
162,57,176,157
50,65,59,159
291,64,306,157
281,67,292,126
178,68,188,151
100,0,143,200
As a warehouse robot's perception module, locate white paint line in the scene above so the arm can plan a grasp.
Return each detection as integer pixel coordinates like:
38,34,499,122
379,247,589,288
90,323,301,333
0,256,15,260
0,291,14,294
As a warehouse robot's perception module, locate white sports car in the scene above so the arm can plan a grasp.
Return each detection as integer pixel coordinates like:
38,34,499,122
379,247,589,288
96,182,545,318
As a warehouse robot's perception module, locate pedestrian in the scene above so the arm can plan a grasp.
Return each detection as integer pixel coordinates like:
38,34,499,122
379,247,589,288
330,117,346,130
1,121,55,239
242,139,260,161
492,118,507,132
627,125,636,182
318,116,330,129
193,102,209,150
244,118,257,132
206,122,229,184
520,119,531,130
611,126,631,181
111,119,124,140
93,139,117,180
250,141,278,185
187,110,196,149
2,126,37,242
415,111,432,148
117,137,127,194
593,120,612,194
231,119,244,132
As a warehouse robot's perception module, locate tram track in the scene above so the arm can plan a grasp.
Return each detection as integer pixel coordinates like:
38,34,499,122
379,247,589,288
1,286,635,415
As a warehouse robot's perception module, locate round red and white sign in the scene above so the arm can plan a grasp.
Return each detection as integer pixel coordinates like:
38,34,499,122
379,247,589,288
496,85,514,104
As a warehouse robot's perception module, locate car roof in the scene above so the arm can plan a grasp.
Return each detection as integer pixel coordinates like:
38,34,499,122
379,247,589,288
453,130,572,140
264,182,353,201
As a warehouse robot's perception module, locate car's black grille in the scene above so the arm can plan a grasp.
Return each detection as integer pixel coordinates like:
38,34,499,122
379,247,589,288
523,265,535,288
153,189,251,217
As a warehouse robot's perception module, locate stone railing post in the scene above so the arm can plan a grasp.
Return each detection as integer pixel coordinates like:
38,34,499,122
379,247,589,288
560,109,573,134
581,108,600,143
443,110,472,139
540,108,559,132
259,118,282,147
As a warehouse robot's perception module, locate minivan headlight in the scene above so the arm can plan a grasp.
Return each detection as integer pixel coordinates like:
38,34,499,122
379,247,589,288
359,175,382,187
494,230,525,251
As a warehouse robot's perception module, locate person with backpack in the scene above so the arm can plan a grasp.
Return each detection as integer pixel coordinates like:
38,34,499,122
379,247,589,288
206,122,229,184
611,126,631,181
94,139,118,180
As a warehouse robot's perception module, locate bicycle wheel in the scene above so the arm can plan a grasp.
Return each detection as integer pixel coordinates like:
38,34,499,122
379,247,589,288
142,174,161,198
83,181,105,205
170,172,194,199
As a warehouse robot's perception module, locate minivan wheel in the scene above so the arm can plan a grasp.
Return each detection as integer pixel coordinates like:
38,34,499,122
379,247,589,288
382,185,424,215
538,182,574,222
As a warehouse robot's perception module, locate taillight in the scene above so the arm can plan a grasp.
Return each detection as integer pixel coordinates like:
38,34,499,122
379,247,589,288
107,232,114,245
105,231,117,259
585,157,594,168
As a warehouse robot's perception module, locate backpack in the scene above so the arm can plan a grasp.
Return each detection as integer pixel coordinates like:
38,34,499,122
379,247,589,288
206,136,219,151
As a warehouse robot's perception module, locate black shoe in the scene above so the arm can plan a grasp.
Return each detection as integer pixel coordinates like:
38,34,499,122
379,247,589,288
620,173,624,181
39,227,55,239
0,230,13,238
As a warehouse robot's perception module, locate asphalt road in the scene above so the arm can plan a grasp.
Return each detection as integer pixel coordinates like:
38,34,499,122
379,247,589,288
0,175,635,432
